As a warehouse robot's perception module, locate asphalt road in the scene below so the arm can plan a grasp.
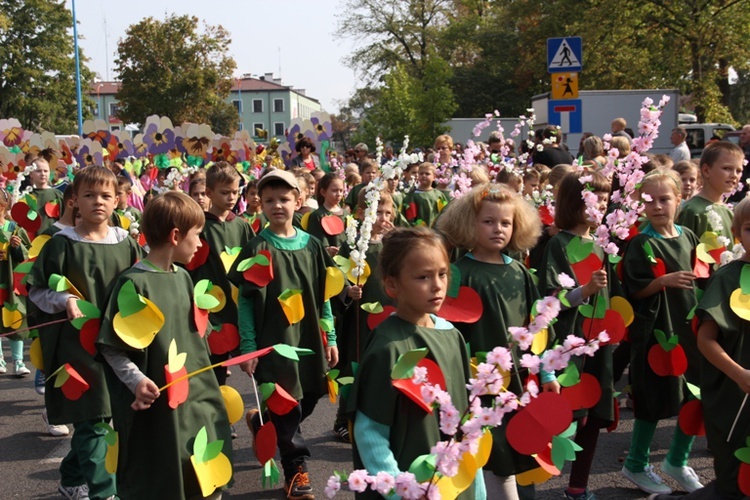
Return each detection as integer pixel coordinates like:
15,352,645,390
0,352,716,500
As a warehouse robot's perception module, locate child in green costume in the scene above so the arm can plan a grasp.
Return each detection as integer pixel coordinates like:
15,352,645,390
0,187,32,376
27,166,142,500
349,227,485,499
676,141,744,252
306,172,348,258
98,191,233,500
401,162,449,227
344,160,378,211
25,154,63,236
621,170,703,495
538,170,621,500
186,162,253,385
438,183,555,499
227,169,338,500
114,177,142,236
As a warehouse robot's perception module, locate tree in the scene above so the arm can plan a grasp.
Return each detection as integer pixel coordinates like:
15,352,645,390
115,14,237,130
0,0,95,133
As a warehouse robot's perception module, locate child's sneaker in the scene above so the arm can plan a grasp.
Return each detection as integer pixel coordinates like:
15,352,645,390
621,465,673,494
285,466,314,500
660,460,703,492
13,360,30,377
35,369,46,395
43,410,70,437
57,482,89,499
332,424,350,444
563,488,597,500
0,359,6,374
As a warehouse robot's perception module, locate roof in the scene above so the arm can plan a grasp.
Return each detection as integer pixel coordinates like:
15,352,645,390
230,77,319,103
89,81,121,95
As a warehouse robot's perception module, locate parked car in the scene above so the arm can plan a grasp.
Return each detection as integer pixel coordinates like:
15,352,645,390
684,123,735,158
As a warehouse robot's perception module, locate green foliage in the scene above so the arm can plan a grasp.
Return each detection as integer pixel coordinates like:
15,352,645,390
0,0,95,133
115,14,237,130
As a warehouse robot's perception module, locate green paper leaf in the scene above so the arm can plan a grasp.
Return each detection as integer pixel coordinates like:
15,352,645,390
14,261,34,274
735,447,750,464
608,254,622,264
741,265,750,295
273,343,300,361
594,296,606,319
686,304,697,320
203,439,223,462
48,274,69,292
447,263,461,298
71,300,101,329
327,369,340,380
643,241,656,264
25,195,38,212
333,255,351,273
224,246,241,256
193,427,208,463
551,436,572,469
319,318,334,333
278,288,302,301
117,280,147,317
686,382,701,400
27,210,38,221
557,363,580,388
390,348,428,380
360,302,384,314
196,294,220,310
654,329,668,349
237,254,270,272
259,382,275,401
408,453,437,483
566,236,594,264
262,459,281,488
558,289,570,308
558,421,578,439
579,304,594,318
337,376,354,385
194,279,213,296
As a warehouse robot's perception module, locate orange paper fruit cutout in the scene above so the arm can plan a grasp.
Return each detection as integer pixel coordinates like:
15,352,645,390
165,339,189,409
321,215,344,236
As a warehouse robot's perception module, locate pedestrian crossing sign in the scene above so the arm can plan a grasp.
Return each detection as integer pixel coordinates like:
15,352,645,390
551,72,579,99
547,37,582,73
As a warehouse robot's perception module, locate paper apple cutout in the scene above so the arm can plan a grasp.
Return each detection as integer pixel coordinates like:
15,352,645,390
260,382,299,415
570,253,603,286
79,318,100,356
582,309,626,344
207,323,240,355
392,358,446,413
51,363,89,400
538,205,554,226
112,280,165,349
11,200,41,236
190,427,232,497
439,286,482,323
255,422,277,465
94,422,118,474
678,399,705,436
321,215,344,236
45,200,60,219
405,202,417,221
238,250,273,287
647,329,688,377
506,392,573,456
734,438,750,496
165,339,189,409
561,373,602,410
185,239,209,270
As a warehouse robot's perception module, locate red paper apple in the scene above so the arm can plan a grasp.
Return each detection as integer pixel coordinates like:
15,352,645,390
534,443,561,475
678,399,705,436
55,363,90,400
194,305,209,338
185,239,209,270
11,203,41,236
367,305,396,330
582,310,626,344
506,392,573,456
570,252,602,286
539,205,554,226
0,285,9,306
321,215,344,236
164,366,189,409
79,319,100,356
405,202,417,221
392,358,446,413
439,286,483,323
45,201,60,218
242,250,274,287
651,257,666,278
207,324,240,355
693,257,710,279
265,384,298,415
561,373,602,410
250,218,262,234
740,463,750,496
648,339,687,377
255,422,277,464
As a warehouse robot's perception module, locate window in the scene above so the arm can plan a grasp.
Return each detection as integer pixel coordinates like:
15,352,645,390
253,99,263,113
686,129,704,151
232,100,242,113
91,103,99,117
274,122,285,137
253,123,265,136
109,102,120,118
274,99,284,113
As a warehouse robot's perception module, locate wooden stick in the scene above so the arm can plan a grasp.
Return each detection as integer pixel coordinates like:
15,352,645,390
0,317,69,337
251,374,264,426
727,393,748,443
158,362,223,392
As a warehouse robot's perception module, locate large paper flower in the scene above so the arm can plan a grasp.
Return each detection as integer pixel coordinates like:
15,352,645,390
75,139,104,167
131,133,149,159
286,118,316,147
142,115,176,155
110,130,135,160
0,145,25,180
0,119,29,148
310,112,333,142
83,119,112,148
58,137,77,166
182,123,214,158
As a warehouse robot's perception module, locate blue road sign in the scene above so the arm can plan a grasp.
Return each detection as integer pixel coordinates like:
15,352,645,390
548,99,583,134
547,37,582,73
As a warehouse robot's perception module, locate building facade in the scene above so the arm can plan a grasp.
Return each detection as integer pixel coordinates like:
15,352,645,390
87,73,323,141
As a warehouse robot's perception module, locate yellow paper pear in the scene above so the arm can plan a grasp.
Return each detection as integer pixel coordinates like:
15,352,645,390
113,297,165,349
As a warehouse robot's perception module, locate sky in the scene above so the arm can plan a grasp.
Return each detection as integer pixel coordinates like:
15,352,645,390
65,0,358,113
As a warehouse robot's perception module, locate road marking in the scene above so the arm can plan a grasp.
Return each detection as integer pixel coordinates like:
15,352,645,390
40,438,71,464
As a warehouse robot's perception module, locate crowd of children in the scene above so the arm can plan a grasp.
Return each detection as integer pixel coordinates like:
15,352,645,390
0,123,748,500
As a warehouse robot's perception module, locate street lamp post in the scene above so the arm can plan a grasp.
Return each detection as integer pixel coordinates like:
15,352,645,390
72,0,83,136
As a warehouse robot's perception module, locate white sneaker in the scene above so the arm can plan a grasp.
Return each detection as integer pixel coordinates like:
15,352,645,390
661,460,704,492
42,410,70,437
0,359,6,374
58,482,89,499
621,465,673,494
13,360,30,377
